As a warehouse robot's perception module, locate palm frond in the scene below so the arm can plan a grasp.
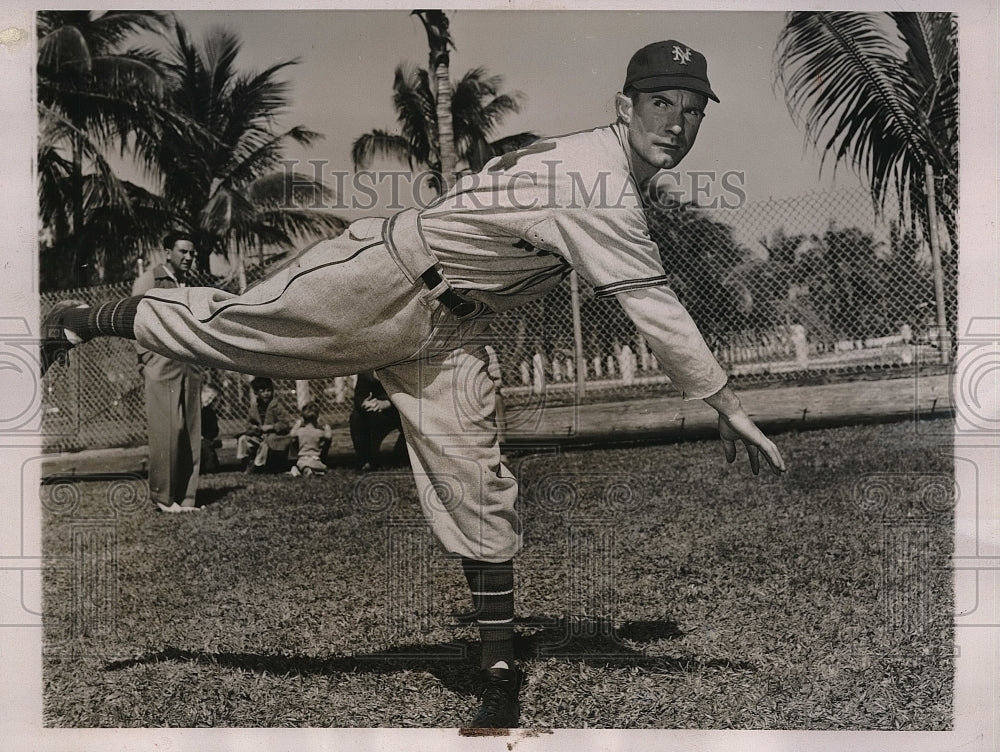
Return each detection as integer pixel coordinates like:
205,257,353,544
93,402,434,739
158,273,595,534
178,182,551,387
77,10,171,51
450,68,520,138
36,11,178,287
479,94,523,131
38,102,132,209
246,170,331,208
283,125,323,148
89,54,166,98
775,10,957,244
201,188,234,235
224,185,346,253
889,12,958,177
459,67,503,91
116,44,174,78
226,125,323,182
775,12,930,214
37,140,74,233
237,209,349,249
37,11,170,76
89,179,171,268
37,24,91,77
37,11,87,39
121,21,343,264
220,66,299,147
412,9,454,68
447,68,526,171
163,24,211,124
222,129,291,186
250,207,348,244
351,130,413,170
203,27,243,110
391,64,437,165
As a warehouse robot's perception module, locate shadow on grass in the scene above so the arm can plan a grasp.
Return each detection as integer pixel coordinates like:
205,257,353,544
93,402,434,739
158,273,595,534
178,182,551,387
195,483,249,508
103,616,754,696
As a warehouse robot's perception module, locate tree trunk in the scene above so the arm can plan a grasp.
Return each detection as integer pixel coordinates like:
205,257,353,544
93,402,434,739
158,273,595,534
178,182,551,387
432,61,456,193
414,10,456,194
71,132,87,287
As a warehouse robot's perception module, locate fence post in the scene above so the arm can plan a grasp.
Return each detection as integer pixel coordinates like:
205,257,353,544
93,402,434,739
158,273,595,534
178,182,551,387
569,271,586,401
923,163,951,365
295,380,311,409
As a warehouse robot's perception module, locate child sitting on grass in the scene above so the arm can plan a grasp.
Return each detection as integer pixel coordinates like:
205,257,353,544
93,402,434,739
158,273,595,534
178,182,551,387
236,376,296,473
289,401,332,477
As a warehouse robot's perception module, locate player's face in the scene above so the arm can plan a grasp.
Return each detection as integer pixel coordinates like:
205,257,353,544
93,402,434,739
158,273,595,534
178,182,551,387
617,88,707,184
167,240,196,275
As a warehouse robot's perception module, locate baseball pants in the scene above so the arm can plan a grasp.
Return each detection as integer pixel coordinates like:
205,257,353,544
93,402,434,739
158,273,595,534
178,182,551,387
130,213,520,561
141,358,202,506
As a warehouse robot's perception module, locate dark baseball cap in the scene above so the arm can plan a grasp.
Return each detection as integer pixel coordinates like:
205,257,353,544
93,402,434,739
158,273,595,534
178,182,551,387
624,40,719,102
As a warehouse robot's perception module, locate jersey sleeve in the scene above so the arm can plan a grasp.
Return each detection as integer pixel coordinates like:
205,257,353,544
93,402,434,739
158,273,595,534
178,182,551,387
130,269,156,356
546,205,669,297
616,285,728,400
544,209,727,399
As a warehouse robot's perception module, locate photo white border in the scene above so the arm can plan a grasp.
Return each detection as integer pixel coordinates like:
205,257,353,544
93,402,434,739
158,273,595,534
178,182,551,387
2,1,996,751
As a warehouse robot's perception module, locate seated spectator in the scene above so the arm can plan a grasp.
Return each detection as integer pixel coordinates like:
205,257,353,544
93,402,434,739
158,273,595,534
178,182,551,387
236,376,295,473
349,371,407,472
200,383,222,474
289,401,332,477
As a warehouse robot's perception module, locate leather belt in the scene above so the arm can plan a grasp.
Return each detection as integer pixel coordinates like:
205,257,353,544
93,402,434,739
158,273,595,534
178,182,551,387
419,267,480,319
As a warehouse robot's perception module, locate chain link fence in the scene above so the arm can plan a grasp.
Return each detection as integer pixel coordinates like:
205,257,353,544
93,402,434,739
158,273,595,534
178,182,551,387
41,187,953,453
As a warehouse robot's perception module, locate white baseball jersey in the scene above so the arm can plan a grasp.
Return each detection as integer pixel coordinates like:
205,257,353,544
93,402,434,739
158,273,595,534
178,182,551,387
416,122,728,399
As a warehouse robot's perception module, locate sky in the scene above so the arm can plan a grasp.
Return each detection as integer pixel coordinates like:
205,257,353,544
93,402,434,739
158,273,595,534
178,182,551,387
161,9,843,220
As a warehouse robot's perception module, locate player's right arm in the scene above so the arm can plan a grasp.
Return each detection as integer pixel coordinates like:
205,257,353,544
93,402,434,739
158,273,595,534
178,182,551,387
615,285,727,400
615,286,785,477
702,382,785,476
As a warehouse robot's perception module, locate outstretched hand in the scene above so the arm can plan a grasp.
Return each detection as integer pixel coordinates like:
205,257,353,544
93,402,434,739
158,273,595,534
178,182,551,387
718,411,786,476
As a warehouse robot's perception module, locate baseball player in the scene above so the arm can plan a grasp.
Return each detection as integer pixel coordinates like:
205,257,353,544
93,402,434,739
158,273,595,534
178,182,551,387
42,40,786,728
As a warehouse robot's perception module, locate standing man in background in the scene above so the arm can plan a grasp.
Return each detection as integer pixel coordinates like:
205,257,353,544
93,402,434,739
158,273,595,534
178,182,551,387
132,231,203,513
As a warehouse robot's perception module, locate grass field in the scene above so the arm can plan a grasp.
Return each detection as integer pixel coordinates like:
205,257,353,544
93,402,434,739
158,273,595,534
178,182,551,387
41,418,954,729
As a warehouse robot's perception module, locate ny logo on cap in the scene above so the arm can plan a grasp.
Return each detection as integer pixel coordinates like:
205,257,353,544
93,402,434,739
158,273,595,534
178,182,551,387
672,45,692,65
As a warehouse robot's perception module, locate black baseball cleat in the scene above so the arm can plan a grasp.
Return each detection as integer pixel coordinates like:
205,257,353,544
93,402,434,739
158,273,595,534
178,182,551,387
470,666,522,728
40,299,88,377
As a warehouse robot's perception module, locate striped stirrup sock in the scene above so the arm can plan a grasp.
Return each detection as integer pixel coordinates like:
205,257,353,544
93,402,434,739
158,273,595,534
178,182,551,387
462,557,515,670
62,296,143,341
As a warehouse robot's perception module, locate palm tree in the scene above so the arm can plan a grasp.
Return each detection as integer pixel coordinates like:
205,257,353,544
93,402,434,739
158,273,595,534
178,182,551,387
774,11,957,342
352,63,539,195
37,10,172,288
147,23,345,273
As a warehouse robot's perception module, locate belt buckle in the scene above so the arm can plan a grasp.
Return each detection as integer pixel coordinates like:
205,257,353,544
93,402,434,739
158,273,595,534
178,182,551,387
450,298,481,320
